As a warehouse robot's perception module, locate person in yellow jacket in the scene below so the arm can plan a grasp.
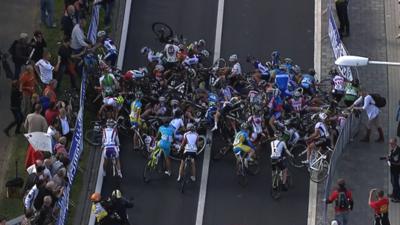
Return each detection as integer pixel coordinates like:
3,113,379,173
91,192,109,224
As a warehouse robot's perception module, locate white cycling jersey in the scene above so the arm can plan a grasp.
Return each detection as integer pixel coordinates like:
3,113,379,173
231,62,242,76
270,140,288,159
248,115,263,134
164,44,179,63
183,131,198,153
332,75,345,92
102,127,119,146
170,118,184,131
103,38,118,55
183,56,199,66
315,122,329,138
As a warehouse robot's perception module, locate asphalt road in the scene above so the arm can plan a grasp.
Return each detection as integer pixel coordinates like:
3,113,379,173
103,0,314,224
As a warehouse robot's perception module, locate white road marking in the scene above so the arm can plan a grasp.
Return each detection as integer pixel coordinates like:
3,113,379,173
88,155,105,225
212,0,226,63
117,0,133,69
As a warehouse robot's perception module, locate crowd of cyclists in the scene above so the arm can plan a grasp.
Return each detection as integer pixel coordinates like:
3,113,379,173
88,26,362,223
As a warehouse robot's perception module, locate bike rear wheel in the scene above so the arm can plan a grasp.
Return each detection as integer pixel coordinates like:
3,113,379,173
84,129,102,146
310,159,330,183
152,22,173,43
289,143,307,168
196,135,207,155
270,171,282,200
143,161,155,183
180,160,190,193
237,160,248,187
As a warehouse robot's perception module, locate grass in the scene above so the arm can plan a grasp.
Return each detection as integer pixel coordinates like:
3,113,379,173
0,0,106,222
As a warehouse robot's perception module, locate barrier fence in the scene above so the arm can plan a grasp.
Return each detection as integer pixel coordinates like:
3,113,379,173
321,1,359,224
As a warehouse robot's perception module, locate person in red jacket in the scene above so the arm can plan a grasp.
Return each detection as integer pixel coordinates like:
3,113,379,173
326,179,353,225
369,189,391,225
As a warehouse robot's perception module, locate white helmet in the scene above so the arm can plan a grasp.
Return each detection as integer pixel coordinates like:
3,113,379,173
319,112,328,121
154,64,165,72
140,46,150,55
171,99,179,106
158,96,166,102
97,30,106,38
186,123,195,131
229,54,238,62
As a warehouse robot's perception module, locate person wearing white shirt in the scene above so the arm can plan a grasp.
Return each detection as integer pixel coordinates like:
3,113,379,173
34,51,60,85
70,18,89,52
351,91,384,142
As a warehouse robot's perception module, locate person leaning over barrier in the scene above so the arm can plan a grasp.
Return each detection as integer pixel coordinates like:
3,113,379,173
326,178,353,225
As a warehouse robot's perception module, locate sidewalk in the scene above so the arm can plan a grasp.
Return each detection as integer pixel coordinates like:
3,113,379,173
322,0,400,223
0,0,38,196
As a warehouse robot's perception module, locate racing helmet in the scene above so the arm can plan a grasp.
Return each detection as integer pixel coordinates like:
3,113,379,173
140,46,149,55
240,122,249,130
170,99,179,106
97,30,106,38
208,93,218,103
135,91,143,99
111,189,122,199
116,96,124,105
106,119,116,128
158,96,166,103
274,130,283,138
186,123,195,131
198,39,206,47
229,54,238,62
319,112,328,121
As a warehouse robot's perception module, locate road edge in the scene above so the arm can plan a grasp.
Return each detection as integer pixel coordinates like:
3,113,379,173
117,0,133,70
308,0,322,224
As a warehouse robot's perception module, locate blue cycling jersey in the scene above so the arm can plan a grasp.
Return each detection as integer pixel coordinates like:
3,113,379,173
301,74,315,89
275,73,289,92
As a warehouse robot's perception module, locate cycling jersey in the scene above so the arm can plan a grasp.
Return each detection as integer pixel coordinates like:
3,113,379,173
275,73,289,93
146,50,162,64
231,62,242,76
248,115,263,134
315,122,330,138
220,86,234,101
158,125,174,156
332,75,345,92
344,83,359,102
183,131,198,153
99,73,116,97
270,140,288,159
300,74,315,89
183,55,199,66
290,97,305,112
103,97,122,110
103,38,118,65
170,118,184,131
233,130,255,154
129,99,142,125
164,44,179,63
253,61,270,77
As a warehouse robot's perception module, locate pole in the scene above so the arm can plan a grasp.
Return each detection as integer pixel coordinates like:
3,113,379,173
368,60,400,66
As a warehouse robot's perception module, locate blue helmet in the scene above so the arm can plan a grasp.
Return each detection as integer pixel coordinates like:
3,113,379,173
208,93,218,103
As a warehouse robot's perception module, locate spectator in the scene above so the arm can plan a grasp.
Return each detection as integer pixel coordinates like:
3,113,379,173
30,30,47,63
55,136,68,158
24,104,48,133
26,160,51,180
52,167,67,188
23,178,45,212
19,65,38,116
4,80,23,136
58,37,81,89
335,0,350,38
36,195,54,225
8,33,31,80
45,101,60,125
57,108,72,142
70,17,89,53
350,90,384,142
35,50,61,85
21,208,34,225
40,0,56,28
47,119,61,150
388,138,400,202
35,181,59,210
369,189,391,225
100,0,114,27
31,93,51,113
24,163,45,193
61,5,78,39
0,215,6,225
326,178,353,225
43,79,58,103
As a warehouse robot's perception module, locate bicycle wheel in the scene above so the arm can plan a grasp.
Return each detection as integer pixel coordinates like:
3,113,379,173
310,159,330,183
246,160,260,175
152,22,173,42
289,143,307,168
237,161,248,187
212,146,229,160
270,171,281,200
143,161,155,183
196,135,207,155
84,129,102,146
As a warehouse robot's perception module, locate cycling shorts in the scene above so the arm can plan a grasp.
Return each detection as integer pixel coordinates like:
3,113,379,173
233,144,252,155
183,151,197,159
104,52,117,66
315,137,330,148
103,146,119,159
158,140,171,156
271,158,287,171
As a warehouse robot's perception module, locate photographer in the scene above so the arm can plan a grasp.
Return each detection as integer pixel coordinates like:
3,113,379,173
384,138,400,202
108,189,134,225
326,178,353,225
369,189,391,225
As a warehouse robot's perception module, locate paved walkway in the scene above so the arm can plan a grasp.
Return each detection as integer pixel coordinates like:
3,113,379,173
322,0,400,223
0,0,38,195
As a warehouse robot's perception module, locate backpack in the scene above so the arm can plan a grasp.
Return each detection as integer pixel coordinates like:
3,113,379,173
336,191,350,209
370,94,386,108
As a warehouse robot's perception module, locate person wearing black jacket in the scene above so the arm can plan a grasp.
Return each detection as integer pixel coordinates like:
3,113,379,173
388,138,400,202
8,33,31,80
61,5,78,40
30,30,47,63
4,80,23,136
108,189,134,225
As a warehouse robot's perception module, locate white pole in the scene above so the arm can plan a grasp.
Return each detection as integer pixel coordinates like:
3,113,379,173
368,60,400,66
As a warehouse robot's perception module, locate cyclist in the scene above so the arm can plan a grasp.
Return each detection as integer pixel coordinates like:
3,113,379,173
155,122,175,176
233,123,256,167
300,68,317,96
96,30,118,66
177,123,199,182
98,95,124,121
247,109,264,143
302,112,331,164
129,91,143,129
141,46,162,64
102,119,122,177
343,78,360,107
270,131,293,191
99,72,119,98
289,88,306,114
330,68,346,102
169,109,185,142
268,89,284,132
164,43,180,69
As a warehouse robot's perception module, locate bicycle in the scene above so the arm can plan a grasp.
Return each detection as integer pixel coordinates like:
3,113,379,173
270,158,293,200
143,146,165,183
180,154,195,194
151,22,186,45
84,121,103,146
309,146,333,183
235,151,259,187
169,134,208,161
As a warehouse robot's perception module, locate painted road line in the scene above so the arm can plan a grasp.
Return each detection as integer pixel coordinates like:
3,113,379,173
88,155,105,225
195,130,213,225
213,0,225,63
117,0,133,69
308,0,322,224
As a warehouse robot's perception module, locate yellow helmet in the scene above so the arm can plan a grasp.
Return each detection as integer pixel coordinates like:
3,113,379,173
116,96,124,105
